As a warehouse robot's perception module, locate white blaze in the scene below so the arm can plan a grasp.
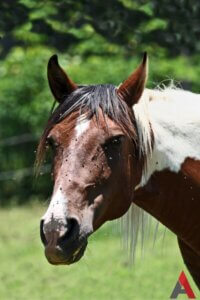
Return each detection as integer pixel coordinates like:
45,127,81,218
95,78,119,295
75,117,90,138
42,116,91,231
42,187,68,234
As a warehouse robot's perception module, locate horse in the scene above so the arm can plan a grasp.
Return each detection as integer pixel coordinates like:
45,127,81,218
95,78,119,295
36,53,200,289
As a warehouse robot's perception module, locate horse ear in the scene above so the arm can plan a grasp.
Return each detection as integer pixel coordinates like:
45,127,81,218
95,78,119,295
47,54,77,103
117,52,148,107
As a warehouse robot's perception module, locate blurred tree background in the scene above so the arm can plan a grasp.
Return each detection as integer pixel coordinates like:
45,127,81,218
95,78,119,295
0,0,200,205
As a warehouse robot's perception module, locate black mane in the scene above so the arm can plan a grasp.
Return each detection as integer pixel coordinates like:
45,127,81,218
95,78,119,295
50,84,134,125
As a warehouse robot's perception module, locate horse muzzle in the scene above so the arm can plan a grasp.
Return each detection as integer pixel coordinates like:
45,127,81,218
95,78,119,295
44,237,88,265
40,217,89,265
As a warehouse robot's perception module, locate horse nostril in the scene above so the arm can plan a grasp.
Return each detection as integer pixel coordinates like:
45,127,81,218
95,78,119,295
40,217,79,247
59,217,79,243
40,220,47,246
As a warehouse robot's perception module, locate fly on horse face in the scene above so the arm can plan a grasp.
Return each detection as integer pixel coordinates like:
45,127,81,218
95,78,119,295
37,53,200,288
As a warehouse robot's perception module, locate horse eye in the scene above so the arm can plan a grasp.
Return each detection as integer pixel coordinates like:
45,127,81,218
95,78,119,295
109,135,123,146
103,135,123,150
111,136,122,145
46,136,58,149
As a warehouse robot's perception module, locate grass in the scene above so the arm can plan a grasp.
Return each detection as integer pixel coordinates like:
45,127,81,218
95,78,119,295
0,203,198,300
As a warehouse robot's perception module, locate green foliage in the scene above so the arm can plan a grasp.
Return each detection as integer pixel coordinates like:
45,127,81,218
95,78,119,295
1,0,200,58
0,0,200,204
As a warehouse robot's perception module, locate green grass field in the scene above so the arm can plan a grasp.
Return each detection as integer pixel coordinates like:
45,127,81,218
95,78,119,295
0,204,198,300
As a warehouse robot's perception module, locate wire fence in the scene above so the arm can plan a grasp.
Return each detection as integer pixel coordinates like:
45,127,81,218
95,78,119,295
0,164,50,181
0,133,39,146
0,133,50,181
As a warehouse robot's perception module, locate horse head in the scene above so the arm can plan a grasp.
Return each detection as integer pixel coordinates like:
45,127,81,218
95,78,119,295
36,53,148,265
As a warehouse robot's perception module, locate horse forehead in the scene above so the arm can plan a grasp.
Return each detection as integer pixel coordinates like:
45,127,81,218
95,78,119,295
77,112,122,136
73,116,120,147
50,111,122,146
75,114,120,134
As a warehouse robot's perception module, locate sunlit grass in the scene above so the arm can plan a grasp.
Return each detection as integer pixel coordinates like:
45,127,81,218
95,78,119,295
0,204,198,300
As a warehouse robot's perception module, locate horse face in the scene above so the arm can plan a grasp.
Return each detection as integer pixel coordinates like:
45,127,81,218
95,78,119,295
40,111,135,265
39,53,148,265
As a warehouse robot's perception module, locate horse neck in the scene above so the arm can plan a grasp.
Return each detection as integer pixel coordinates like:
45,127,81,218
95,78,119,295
133,88,200,253
136,87,200,186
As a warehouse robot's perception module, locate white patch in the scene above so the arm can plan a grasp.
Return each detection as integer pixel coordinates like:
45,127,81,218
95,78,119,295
42,187,68,233
75,117,90,138
134,87,200,188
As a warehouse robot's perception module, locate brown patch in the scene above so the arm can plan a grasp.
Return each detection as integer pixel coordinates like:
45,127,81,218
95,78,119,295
134,169,200,254
182,158,200,186
35,110,79,172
